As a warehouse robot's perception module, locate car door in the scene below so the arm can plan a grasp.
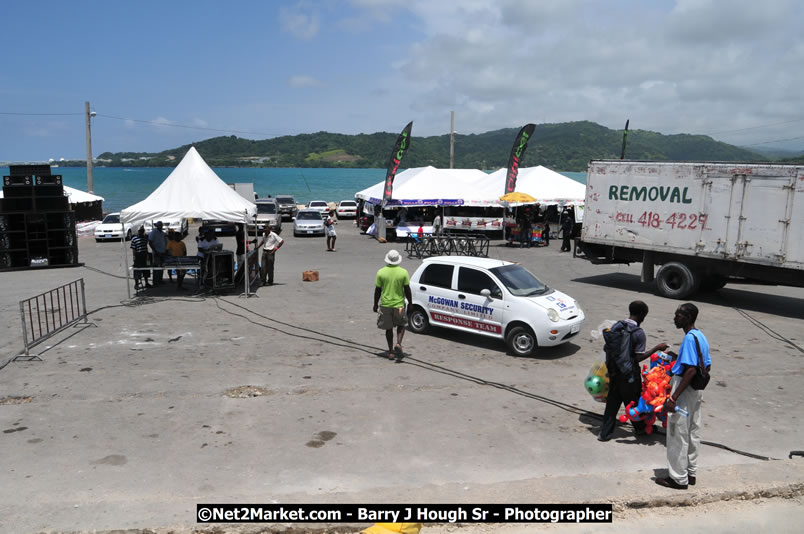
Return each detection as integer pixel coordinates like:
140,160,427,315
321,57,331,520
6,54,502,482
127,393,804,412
414,262,458,327
452,266,505,338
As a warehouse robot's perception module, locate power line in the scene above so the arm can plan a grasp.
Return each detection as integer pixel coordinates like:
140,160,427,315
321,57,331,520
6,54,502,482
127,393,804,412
741,134,804,147
0,112,82,116
705,117,804,136
95,113,283,137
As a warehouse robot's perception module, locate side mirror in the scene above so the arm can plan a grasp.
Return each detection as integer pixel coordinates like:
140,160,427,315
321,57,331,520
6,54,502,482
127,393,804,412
480,289,492,298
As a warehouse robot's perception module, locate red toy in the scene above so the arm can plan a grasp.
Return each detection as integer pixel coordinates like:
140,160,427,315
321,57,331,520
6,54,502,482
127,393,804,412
618,352,675,433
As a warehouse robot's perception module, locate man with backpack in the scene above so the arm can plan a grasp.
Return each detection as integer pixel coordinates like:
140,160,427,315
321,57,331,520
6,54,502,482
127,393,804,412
598,300,668,441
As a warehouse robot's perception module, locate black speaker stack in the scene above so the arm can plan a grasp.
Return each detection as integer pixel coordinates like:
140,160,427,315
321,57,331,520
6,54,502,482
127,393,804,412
1,164,79,270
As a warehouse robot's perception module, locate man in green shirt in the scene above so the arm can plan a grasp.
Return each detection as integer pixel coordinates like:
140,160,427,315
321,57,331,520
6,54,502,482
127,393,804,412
373,249,412,361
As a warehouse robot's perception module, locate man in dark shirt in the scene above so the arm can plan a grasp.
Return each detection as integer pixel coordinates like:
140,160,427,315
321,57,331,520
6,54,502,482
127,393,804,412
148,221,167,285
599,300,668,441
130,226,151,290
560,211,574,252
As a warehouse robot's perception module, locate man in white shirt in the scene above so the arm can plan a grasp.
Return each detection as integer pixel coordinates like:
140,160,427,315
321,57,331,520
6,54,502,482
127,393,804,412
260,225,284,286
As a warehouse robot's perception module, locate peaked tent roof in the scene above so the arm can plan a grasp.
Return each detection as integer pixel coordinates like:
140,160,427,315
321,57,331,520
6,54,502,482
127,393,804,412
120,146,256,228
354,165,585,207
487,166,586,205
354,166,491,206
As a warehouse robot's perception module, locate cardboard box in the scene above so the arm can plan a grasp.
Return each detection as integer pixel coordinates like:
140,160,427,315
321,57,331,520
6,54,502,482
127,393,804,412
302,270,319,282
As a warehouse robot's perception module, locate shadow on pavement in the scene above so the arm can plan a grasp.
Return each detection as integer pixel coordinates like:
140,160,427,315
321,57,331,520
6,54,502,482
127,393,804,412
573,273,804,320
409,325,581,360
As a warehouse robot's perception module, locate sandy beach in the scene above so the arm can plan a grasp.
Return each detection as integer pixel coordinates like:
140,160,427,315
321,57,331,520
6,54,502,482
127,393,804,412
1,222,803,533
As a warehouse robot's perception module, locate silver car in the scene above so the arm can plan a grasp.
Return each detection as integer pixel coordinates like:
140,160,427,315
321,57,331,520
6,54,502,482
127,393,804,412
293,209,326,237
252,199,282,234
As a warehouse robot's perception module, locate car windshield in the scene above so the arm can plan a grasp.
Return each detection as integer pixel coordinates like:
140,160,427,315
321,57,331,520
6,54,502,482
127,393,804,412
257,204,277,214
310,202,326,207
340,201,356,207
297,212,321,220
276,196,294,204
103,214,120,224
489,264,549,297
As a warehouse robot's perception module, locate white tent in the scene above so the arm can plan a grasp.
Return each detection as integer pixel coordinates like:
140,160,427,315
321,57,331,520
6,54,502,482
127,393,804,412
120,146,256,228
354,166,490,206
487,166,586,206
119,147,257,299
355,165,585,208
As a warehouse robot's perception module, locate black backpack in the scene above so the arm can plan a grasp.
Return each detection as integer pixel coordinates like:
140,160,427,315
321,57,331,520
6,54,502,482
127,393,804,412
602,320,640,380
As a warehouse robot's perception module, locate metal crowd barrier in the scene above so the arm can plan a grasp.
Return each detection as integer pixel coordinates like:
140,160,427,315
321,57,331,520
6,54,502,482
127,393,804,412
406,232,490,259
17,278,89,359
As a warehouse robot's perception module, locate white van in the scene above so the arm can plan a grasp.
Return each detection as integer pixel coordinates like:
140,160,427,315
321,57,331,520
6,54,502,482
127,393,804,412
408,256,584,356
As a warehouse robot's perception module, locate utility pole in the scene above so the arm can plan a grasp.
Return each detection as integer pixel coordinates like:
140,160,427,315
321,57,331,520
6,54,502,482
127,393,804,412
449,111,455,169
85,101,94,193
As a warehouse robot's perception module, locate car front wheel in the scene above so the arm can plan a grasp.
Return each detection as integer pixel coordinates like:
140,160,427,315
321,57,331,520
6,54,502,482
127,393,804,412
408,307,431,334
506,325,536,357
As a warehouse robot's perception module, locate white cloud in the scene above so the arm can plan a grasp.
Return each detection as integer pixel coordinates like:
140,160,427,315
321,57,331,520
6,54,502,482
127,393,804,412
279,3,321,40
289,75,324,88
358,0,804,147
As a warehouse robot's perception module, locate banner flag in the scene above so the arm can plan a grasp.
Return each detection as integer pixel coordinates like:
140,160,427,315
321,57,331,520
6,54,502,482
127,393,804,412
383,121,413,206
504,123,536,194
620,119,630,160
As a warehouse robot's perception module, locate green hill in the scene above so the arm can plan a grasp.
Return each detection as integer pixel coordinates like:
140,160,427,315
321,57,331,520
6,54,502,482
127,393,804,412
92,121,764,171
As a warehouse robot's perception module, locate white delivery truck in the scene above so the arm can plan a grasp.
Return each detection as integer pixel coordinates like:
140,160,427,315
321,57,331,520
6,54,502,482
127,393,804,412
575,160,804,299
229,182,256,202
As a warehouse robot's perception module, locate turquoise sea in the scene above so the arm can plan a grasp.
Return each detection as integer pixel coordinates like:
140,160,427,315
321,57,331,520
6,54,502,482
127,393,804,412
1,166,586,215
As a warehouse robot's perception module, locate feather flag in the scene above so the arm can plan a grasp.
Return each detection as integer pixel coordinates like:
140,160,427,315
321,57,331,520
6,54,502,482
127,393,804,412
504,124,536,194
620,119,629,160
382,121,413,206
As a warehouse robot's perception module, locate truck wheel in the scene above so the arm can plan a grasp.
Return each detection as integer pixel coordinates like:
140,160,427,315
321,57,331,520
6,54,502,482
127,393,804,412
506,325,536,357
408,307,431,334
656,262,701,299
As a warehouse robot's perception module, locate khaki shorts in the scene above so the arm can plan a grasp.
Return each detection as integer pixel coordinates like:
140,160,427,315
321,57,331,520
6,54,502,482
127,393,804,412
377,306,408,329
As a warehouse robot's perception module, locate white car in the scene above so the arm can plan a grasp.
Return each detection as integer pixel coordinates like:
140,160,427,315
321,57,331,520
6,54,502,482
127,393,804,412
307,200,330,218
94,213,134,242
293,209,326,236
144,218,189,237
408,256,584,356
336,200,358,218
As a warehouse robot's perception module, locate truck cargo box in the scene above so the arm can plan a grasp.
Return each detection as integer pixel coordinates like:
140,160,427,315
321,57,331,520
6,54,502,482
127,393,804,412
577,160,804,298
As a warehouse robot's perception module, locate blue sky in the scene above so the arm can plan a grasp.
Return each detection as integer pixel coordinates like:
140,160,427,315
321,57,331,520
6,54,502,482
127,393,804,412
2,0,803,161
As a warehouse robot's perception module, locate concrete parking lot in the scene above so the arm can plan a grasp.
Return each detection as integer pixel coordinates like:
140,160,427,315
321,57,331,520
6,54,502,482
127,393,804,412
1,222,803,532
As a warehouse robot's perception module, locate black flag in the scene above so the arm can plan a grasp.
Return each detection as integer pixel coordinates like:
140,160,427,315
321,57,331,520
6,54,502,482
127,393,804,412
620,119,629,160
382,121,413,206
505,123,536,194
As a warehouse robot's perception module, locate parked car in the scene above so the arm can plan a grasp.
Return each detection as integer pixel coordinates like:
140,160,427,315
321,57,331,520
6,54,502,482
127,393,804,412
293,209,326,236
94,213,134,242
144,218,189,237
250,198,282,234
336,200,358,218
407,257,584,357
275,195,298,220
307,200,330,218
200,219,237,237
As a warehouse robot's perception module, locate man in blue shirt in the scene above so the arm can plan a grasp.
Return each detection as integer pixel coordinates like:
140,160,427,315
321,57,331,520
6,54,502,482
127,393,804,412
656,303,711,490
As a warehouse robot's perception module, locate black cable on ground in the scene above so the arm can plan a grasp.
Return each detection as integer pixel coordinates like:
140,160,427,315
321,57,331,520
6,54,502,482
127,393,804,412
216,297,780,461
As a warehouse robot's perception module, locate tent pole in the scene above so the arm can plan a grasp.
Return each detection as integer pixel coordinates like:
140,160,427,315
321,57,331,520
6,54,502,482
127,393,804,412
122,227,131,299
243,211,249,298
